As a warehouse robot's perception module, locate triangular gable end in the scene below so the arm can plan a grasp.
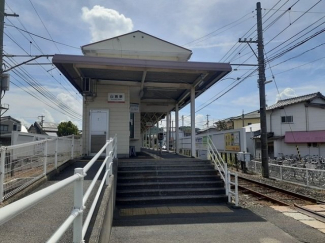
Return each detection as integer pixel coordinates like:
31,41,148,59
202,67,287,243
81,30,192,62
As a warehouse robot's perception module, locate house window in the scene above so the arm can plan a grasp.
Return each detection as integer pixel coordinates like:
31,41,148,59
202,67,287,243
0,125,8,131
248,123,252,125
13,124,17,131
281,116,293,123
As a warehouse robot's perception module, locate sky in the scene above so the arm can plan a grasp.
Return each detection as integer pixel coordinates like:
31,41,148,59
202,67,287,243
2,0,325,130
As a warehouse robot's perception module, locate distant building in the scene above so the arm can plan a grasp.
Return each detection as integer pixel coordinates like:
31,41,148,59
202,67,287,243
0,116,22,135
0,116,25,146
179,126,200,137
28,122,58,137
214,110,260,131
256,92,325,158
231,110,260,129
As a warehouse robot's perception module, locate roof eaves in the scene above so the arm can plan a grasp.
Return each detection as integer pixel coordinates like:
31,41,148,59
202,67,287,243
81,30,192,54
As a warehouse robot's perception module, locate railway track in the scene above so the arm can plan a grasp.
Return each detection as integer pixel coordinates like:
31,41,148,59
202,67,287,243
237,176,325,222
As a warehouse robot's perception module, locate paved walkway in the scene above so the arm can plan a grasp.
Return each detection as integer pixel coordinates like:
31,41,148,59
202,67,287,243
111,203,325,243
0,160,103,243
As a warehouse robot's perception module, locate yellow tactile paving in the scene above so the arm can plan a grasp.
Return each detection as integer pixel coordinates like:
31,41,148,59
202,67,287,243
169,207,186,214
156,207,171,214
192,206,209,213
132,208,146,215
119,205,233,216
144,207,159,215
181,206,197,213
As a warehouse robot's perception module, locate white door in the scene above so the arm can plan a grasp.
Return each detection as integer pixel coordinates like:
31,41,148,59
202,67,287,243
90,110,109,155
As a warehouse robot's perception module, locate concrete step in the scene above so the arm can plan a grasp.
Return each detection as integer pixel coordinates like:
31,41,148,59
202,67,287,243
117,174,221,183
118,164,214,171
116,194,228,205
117,180,224,190
116,187,225,198
118,170,217,177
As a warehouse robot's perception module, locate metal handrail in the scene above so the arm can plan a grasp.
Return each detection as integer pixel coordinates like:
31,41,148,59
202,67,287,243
0,136,118,243
207,136,238,206
0,173,81,225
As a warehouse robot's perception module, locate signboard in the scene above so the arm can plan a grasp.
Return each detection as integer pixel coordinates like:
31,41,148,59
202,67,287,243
108,93,125,103
196,136,210,150
130,103,140,113
146,122,153,127
224,132,240,151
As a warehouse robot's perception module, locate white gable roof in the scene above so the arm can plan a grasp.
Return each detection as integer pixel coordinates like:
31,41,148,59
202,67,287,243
81,30,192,62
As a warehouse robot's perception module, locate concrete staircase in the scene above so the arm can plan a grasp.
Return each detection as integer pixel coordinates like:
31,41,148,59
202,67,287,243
116,158,228,206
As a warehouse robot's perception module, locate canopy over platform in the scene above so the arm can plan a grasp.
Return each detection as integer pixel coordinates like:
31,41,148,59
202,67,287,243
53,54,231,129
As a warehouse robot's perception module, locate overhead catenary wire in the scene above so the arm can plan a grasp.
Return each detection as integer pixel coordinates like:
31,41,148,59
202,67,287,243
4,29,82,104
4,55,82,119
4,3,82,100
28,0,61,53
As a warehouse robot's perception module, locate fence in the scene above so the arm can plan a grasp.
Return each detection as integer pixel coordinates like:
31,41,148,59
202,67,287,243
247,160,325,189
207,136,238,206
0,135,117,243
0,135,82,202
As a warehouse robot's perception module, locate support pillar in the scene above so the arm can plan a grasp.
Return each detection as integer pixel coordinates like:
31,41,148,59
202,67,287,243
175,104,179,154
166,112,170,152
191,87,196,157
156,121,159,151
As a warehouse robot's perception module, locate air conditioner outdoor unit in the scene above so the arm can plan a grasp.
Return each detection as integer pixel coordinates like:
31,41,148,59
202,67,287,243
83,77,91,93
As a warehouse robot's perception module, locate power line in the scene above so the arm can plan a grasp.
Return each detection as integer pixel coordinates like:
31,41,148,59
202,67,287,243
5,24,79,49
4,29,82,103
28,0,61,53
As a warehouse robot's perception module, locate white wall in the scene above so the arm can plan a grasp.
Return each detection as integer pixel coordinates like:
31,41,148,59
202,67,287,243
82,84,130,157
267,102,325,135
267,99,325,158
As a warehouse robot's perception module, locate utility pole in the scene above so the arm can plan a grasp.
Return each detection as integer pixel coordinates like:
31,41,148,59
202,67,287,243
0,0,18,142
206,114,210,129
239,2,269,178
38,115,45,127
182,115,184,127
242,110,245,127
256,2,269,178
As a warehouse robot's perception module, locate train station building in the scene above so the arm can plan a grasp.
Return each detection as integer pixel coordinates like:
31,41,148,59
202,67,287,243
53,31,231,157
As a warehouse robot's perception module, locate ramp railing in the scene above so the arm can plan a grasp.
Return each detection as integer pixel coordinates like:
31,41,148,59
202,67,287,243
0,135,117,242
0,135,82,202
207,136,238,206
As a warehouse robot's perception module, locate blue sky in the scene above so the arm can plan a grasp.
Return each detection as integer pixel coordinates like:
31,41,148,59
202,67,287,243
3,0,325,129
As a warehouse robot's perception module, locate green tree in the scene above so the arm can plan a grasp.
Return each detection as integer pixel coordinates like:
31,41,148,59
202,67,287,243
215,120,228,131
57,121,79,136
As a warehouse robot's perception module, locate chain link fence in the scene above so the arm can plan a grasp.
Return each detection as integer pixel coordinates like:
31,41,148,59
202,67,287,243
0,135,82,202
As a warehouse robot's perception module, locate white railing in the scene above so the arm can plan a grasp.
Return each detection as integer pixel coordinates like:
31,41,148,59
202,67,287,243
247,160,325,189
0,135,82,202
207,137,238,206
0,135,117,243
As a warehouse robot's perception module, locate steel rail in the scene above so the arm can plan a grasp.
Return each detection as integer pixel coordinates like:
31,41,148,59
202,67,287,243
294,204,325,223
238,176,325,204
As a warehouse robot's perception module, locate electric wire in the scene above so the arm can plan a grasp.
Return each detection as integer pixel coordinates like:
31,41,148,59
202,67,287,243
4,24,79,49
4,29,82,105
28,0,61,53
4,54,82,119
4,23,82,102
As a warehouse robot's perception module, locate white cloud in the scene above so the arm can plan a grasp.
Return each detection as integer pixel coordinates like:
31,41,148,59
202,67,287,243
42,109,55,123
81,5,133,42
276,88,297,102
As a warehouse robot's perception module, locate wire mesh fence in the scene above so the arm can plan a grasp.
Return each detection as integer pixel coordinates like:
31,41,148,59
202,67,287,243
0,135,82,201
247,160,325,189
